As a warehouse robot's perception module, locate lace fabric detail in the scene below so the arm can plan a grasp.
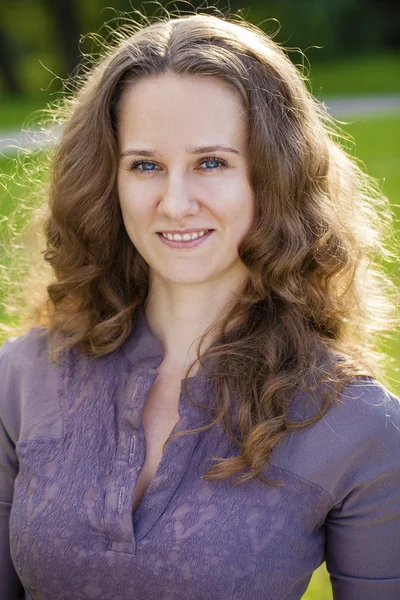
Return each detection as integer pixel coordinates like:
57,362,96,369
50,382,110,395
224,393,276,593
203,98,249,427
10,434,330,600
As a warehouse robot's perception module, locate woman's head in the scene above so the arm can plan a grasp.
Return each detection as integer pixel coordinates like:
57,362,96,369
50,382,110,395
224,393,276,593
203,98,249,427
110,12,331,295
45,13,338,319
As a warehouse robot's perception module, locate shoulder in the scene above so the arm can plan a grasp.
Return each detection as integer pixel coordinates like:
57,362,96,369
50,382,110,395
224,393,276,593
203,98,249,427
0,326,50,367
290,376,400,449
271,377,400,503
0,326,54,397
317,377,399,445
0,327,63,443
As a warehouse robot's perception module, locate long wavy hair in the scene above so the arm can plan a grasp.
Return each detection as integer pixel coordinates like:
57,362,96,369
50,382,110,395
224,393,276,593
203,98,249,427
1,8,399,486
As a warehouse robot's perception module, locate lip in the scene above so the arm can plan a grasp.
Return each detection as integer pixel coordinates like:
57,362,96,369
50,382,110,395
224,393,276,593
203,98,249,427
156,228,213,234
156,229,214,249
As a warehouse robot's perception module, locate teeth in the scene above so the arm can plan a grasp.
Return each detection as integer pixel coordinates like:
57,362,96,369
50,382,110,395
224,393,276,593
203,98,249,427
161,230,209,241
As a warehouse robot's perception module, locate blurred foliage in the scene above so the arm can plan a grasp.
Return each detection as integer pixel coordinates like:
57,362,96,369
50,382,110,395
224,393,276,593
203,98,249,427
0,0,399,97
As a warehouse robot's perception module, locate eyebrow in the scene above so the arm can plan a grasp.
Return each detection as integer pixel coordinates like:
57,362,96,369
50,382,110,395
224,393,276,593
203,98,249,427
119,145,241,158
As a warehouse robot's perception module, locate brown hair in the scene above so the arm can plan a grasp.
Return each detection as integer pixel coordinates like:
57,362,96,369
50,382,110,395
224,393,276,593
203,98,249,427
1,8,399,486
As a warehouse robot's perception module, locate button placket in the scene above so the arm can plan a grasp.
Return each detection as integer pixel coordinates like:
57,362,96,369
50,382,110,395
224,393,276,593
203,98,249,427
105,370,153,554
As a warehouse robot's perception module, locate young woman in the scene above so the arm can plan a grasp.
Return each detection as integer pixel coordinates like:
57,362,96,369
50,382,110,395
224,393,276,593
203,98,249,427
1,10,399,600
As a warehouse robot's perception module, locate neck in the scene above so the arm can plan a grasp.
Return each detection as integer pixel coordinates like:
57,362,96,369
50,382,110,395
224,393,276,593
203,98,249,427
143,272,247,370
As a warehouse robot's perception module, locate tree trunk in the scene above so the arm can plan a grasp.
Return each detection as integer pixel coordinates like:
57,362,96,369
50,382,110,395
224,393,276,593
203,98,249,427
0,23,22,95
42,0,81,79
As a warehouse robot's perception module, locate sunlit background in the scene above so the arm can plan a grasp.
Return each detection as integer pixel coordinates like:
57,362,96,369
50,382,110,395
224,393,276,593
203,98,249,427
1,2,399,597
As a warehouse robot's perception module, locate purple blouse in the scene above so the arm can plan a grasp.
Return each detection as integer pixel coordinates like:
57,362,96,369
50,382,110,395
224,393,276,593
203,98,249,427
1,310,399,600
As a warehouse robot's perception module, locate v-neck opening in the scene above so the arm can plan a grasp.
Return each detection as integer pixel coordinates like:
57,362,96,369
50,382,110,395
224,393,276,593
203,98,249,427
104,365,215,555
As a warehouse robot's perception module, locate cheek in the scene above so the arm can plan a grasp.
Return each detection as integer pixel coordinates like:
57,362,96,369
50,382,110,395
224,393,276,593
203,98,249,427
227,185,255,233
117,178,149,228
242,182,256,226
117,178,130,217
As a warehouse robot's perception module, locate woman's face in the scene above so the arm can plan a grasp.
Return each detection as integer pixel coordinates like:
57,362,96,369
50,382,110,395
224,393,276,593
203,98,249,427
117,73,254,288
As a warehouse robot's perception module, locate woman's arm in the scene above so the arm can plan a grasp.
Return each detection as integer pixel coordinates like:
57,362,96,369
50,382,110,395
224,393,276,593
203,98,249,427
0,424,24,598
0,340,25,599
325,386,400,599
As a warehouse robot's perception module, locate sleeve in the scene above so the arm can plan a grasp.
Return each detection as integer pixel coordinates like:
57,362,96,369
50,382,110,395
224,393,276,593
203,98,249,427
325,382,400,599
0,339,25,599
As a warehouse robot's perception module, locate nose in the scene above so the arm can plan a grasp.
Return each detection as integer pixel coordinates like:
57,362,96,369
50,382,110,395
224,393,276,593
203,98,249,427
157,171,200,220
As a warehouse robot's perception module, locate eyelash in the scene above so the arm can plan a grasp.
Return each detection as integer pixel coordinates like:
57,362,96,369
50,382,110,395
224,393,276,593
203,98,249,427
127,155,229,174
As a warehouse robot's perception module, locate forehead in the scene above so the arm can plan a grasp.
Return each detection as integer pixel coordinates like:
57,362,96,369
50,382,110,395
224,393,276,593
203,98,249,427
117,73,247,150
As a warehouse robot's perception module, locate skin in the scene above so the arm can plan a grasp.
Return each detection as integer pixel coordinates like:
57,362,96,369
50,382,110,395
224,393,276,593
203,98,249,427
117,73,254,369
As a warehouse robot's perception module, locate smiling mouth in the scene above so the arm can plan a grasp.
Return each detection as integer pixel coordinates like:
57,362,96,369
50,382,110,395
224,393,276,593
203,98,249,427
156,229,214,248
158,230,212,242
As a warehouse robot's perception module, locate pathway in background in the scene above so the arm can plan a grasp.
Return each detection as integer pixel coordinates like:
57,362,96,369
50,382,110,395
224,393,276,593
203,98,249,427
321,94,400,117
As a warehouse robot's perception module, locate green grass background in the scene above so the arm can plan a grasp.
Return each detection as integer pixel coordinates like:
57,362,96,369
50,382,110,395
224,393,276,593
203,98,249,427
308,53,400,97
1,54,399,599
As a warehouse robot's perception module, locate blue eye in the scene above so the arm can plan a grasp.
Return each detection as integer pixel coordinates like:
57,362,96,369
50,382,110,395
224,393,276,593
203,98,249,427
129,160,158,173
199,157,227,170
